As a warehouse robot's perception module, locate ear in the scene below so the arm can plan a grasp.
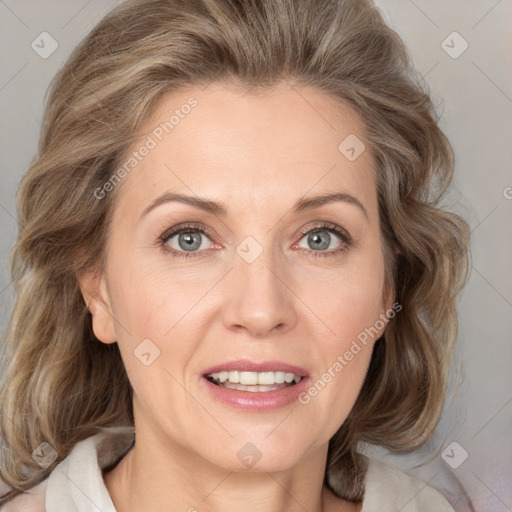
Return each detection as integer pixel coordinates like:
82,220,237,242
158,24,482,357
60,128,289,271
77,267,117,344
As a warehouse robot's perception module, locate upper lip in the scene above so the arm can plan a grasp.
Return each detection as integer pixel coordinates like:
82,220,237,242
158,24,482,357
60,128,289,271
202,359,309,377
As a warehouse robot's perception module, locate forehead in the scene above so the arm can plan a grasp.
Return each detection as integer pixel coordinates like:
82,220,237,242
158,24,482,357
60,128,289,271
112,81,377,220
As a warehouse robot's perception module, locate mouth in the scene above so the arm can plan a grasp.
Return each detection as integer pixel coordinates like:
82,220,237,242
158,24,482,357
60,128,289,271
204,370,304,392
200,360,310,410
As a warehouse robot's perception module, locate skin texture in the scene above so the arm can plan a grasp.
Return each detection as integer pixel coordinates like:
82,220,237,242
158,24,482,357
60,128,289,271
78,81,394,512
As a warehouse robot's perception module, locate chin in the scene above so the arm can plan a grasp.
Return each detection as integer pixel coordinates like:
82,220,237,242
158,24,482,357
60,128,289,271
203,438,308,474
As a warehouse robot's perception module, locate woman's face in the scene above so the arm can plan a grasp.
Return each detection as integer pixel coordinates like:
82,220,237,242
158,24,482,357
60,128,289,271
81,81,394,472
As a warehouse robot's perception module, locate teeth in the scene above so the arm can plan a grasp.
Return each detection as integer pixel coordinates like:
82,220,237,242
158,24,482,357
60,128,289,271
257,372,275,385
274,371,286,384
222,382,290,392
228,371,240,383
207,370,303,386
240,371,258,385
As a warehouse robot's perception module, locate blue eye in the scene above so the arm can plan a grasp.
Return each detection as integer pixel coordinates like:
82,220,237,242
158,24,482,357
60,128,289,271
295,223,351,258
160,224,214,259
159,222,352,259
302,231,336,250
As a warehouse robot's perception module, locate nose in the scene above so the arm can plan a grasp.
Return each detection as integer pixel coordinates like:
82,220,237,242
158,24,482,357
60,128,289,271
221,241,297,338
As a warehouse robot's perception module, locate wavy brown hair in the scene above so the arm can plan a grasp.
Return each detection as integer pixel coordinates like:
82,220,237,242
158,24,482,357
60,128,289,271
0,0,470,504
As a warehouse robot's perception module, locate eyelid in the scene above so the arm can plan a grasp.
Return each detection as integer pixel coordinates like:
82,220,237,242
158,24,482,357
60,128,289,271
296,221,352,243
160,222,218,242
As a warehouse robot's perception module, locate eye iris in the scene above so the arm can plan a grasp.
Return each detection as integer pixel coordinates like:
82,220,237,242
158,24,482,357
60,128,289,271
170,227,339,254
179,232,202,251
308,231,330,250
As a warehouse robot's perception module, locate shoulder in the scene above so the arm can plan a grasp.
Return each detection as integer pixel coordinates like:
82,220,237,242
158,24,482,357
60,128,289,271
361,455,456,512
0,478,47,512
0,425,135,512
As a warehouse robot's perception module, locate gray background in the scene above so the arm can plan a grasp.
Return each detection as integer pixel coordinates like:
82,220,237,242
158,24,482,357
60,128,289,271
0,1,511,511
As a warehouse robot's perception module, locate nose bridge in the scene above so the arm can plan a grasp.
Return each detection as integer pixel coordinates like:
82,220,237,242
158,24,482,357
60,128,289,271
236,235,280,290
222,234,296,336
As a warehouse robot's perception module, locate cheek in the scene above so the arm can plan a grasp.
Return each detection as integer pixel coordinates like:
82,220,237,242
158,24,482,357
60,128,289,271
299,248,386,408
105,254,215,401
299,269,384,433
305,252,387,340
105,259,200,411
107,248,208,338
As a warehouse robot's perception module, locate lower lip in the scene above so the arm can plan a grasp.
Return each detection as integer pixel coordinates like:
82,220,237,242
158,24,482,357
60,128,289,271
200,376,310,411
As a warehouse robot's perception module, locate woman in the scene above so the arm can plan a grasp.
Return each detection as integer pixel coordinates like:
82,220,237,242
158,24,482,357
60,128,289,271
0,0,472,510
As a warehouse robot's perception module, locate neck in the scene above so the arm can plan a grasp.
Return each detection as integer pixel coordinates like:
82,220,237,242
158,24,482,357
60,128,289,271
103,404,360,512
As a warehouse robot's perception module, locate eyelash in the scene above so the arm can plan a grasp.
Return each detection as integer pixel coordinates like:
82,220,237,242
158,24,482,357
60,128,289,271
158,222,352,260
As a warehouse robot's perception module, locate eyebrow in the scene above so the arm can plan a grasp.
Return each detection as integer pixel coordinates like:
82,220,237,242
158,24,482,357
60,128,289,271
139,191,368,221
